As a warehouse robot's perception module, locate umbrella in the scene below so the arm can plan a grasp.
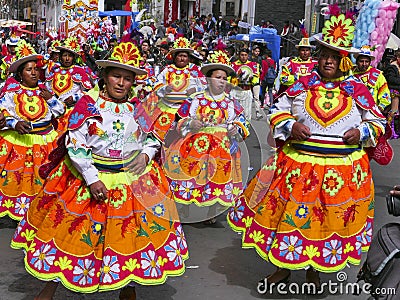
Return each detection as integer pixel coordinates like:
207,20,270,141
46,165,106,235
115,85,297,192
0,20,33,27
386,33,400,50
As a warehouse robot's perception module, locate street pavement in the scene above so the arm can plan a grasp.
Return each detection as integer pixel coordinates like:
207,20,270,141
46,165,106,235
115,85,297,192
1,116,399,300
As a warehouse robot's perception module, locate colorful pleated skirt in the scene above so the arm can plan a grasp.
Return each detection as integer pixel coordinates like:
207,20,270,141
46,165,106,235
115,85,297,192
164,128,243,207
0,128,58,220
11,156,189,293
228,143,374,273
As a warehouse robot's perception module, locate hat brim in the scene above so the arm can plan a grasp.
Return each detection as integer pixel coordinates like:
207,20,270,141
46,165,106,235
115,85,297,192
6,42,18,46
55,46,79,56
169,48,194,56
96,60,147,76
295,44,316,49
354,53,375,61
315,37,360,54
201,63,235,76
9,54,40,73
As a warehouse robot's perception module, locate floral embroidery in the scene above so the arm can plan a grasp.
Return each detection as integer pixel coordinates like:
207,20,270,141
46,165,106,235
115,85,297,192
303,170,319,193
100,255,120,283
87,103,100,115
229,199,244,222
295,205,309,219
351,163,367,189
91,223,102,235
152,204,165,217
15,196,30,215
112,120,125,132
73,259,95,285
322,169,344,196
249,230,265,244
279,235,303,261
158,113,171,127
178,181,193,199
323,240,343,264
171,154,180,164
165,240,183,267
141,250,161,277
176,225,187,250
193,136,210,154
285,168,301,193
30,244,57,271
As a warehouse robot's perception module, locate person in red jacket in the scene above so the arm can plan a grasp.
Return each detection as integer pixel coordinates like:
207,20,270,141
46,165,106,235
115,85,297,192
260,49,276,108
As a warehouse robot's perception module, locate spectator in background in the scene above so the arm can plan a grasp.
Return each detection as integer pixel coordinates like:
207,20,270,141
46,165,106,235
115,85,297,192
281,21,290,36
260,49,276,108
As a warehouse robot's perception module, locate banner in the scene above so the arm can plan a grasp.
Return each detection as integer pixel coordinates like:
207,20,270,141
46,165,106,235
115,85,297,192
164,0,178,26
193,0,200,16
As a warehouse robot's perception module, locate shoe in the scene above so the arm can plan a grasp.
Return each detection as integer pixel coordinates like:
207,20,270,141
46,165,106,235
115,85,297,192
260,105,264,109
256,112,263,120
305,268,322,294
119,286,136,300
203,217,217,225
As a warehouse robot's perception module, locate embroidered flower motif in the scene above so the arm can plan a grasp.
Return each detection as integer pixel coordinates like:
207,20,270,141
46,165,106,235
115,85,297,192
322,240,343,265
141,250,161,277
14,196,30,215
289,82,303,92
224,183,234,201
178,181,193,199
295,204,309,219
152,204,165,217
158,113,171,127
285,168,301,193
279,235,303,261
322,169,344,196
113,120,125,132
140,212,148,224
229,199,244,222
193,136,210,154
303,170,319,193
91,223,102,235
176,225,187,250
100,255,120,284
0,170,7,178
351,163,367,189
171,155,180,164
137,116,149,131
73,259,95,285
266,232,276,252
30,244,57,271
164,240,183,267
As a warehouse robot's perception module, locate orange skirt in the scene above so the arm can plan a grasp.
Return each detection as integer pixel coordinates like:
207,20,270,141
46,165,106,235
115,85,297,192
164,129,243,206
228,144,374,273
0,129,58,220
11,157,189,292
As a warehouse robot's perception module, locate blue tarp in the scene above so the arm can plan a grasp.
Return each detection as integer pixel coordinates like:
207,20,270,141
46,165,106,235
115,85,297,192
98,10,134,17
230,32,281,63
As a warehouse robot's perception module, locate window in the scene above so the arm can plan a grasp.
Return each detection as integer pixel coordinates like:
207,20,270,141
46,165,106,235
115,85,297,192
226,2,235,17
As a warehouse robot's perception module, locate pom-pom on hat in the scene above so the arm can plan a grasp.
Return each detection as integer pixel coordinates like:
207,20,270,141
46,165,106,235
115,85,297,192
9,40,42,73
314,4,360,72
201,50,234,75
49,40,61,53
96,42,147,75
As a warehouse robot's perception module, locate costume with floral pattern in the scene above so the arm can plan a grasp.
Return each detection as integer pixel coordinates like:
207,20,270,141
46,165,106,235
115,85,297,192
0,82,65,220
45,63,93,135
137,62,205,143
164,91,249,206
280,57,318,87
11,86,189,292
227,71,386,272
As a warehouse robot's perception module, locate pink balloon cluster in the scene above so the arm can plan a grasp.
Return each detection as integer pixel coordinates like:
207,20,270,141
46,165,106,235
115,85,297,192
371,1,399,66
355,0,400,67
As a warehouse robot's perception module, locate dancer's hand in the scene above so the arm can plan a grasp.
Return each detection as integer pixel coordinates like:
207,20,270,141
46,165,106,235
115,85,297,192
89,180,108,202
